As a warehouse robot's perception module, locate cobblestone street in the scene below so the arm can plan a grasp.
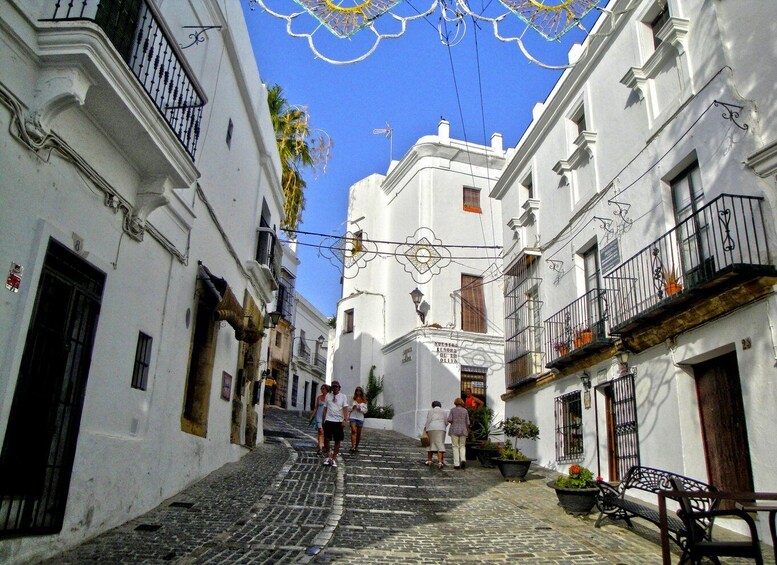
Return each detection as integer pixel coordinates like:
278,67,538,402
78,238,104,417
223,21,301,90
42,409,773,564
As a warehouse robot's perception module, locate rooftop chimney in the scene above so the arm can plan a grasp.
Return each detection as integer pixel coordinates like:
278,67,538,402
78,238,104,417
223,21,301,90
438,118,450,140
491,132,503,152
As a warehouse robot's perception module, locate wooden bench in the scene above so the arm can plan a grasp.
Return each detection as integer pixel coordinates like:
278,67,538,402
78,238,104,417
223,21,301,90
595,465,719,551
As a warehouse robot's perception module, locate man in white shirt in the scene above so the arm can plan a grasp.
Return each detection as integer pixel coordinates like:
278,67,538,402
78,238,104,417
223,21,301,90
321,381,349,467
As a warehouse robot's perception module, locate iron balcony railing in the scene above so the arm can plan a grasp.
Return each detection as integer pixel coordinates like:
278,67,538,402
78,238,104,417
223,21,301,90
544,288,612,365
604,194,771,330
297,342,310,362
48,0,205,159
314,353,326,370
256,227,282,285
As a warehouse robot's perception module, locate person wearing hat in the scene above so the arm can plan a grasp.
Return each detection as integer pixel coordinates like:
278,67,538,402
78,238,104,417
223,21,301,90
321,380,349,468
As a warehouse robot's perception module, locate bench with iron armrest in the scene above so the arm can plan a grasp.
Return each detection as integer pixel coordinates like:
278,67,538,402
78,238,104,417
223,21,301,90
595,466,719,551
669,477,763,565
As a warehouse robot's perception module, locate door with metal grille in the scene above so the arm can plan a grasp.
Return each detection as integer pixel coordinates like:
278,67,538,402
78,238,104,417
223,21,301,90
0,240,105,536
606,373,640,480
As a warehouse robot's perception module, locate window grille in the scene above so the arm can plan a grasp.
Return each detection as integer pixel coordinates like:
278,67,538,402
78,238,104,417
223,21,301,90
132,332,152,390
461,274,486,333
505,256,543,387
612,373,640,479
461,367,486,404
291,374,299,407
463,186,481,213
555,390,583,462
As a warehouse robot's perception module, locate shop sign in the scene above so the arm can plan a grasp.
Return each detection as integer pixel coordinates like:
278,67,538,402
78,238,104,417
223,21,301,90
6,263,23,293
434,341,458,364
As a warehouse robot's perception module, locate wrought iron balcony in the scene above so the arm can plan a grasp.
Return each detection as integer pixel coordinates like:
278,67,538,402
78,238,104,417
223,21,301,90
48,0,204,159
314,353,326,371
605,194,777,351
297,343,310,362
544,288,615,371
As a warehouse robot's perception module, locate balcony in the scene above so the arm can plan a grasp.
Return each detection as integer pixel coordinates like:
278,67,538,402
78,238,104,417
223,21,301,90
605,194,777,352
246,227,282,303
314,353,326,371
46,0,204,160
297,343,311,363
544,289,616,374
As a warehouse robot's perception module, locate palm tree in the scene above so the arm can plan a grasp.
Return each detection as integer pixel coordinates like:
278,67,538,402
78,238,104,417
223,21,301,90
267,85,330,232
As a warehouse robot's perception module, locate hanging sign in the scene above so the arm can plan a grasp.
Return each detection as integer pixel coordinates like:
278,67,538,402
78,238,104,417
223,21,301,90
6,263,23,292
434,341,458,365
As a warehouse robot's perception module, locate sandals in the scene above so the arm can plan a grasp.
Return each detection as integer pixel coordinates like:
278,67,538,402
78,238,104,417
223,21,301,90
437,462,445,469
424,461,432,466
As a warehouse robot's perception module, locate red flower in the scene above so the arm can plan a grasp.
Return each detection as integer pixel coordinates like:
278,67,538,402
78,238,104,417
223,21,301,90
569,464,581,475
596,475,604,482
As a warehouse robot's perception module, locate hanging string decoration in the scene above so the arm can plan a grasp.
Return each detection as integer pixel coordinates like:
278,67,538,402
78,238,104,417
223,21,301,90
395,227,452,284
496,0,600,41
249,0,609,66
292,0,403,38
319,227,378,278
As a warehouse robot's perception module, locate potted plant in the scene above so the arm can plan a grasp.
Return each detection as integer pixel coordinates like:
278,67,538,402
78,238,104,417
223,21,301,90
547,464,601,515
573,327,593,349
491,416,540,480
663,268,683,297
553,340,570,357
466,406,500,461
474,439,502,468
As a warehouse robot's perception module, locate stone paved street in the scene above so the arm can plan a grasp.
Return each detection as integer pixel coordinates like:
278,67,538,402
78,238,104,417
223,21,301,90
42,409,774,564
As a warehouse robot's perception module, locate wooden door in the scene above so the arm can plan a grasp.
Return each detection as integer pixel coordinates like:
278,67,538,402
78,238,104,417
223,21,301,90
603,385,619,480
695,352,753,505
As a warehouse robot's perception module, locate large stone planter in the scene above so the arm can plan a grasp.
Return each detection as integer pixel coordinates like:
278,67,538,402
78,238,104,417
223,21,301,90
363,418,393,431
547,480,599,515
491,458,534,480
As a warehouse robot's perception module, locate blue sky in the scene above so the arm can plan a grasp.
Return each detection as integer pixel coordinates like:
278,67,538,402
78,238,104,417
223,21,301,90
240,1,602,317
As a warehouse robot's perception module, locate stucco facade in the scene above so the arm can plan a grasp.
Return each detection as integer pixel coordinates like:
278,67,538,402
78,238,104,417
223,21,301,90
331,121,508,440
0,1,284,561
492,0,777,543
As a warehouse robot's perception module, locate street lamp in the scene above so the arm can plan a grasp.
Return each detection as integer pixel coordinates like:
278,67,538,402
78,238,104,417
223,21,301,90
409,287,425,324
263,310,282,329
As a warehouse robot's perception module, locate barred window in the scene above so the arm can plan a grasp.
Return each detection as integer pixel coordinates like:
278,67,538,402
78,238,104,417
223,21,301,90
291,374,299,407
555,390,583,462
132,332,152,390
463,187,481,213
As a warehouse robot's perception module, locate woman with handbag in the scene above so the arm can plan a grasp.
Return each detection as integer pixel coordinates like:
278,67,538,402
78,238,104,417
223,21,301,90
423,400,448,469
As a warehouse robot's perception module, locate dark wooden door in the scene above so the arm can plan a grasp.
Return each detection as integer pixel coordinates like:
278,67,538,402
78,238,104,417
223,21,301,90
695,352,753,505
603,385,619,480
0,240,105,536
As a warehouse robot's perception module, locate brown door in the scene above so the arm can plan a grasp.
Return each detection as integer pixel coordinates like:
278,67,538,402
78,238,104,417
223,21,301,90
695,352,753,504
603,385,619,480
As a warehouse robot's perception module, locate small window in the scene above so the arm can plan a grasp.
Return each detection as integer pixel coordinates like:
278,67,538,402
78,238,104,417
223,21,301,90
291,374,299,407
275,330,282,347
572,107,587,136
463,187,481,213
461,274,486,333
555,391,583,462
343,309,354,334
226,118,233,148
132,332,152,390
650,4,670,48
521,173,534,200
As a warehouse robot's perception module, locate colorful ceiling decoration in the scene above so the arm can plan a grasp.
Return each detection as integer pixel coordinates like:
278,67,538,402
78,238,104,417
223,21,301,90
250,0,609,66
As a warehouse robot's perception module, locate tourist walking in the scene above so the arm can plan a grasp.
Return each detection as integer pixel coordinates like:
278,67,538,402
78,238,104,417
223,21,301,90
310,383,329,455
349,386,368,453
423,400,448,469
448,398,470,469
321,381,349,467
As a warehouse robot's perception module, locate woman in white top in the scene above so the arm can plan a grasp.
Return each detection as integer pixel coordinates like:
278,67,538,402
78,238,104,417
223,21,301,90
348,386,368,453
423,400,449,469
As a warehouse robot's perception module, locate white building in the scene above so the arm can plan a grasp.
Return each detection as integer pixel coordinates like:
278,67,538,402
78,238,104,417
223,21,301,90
288,293,330,414
0,1,284,561
330,120,508,439
492,0,777,542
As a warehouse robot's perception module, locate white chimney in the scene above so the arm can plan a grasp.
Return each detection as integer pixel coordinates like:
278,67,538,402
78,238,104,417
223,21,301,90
438,118,450,140
491,132,503,152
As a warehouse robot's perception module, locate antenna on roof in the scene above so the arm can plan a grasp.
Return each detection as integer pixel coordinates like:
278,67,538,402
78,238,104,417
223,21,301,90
372,122,393,162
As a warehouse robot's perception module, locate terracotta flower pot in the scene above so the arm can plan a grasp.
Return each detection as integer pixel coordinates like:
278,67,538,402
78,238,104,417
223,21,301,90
573,331,593,349
665,282,682,296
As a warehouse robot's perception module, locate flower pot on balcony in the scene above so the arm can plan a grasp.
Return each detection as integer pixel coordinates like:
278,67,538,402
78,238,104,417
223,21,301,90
664,282,683,296
573,330,593,349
